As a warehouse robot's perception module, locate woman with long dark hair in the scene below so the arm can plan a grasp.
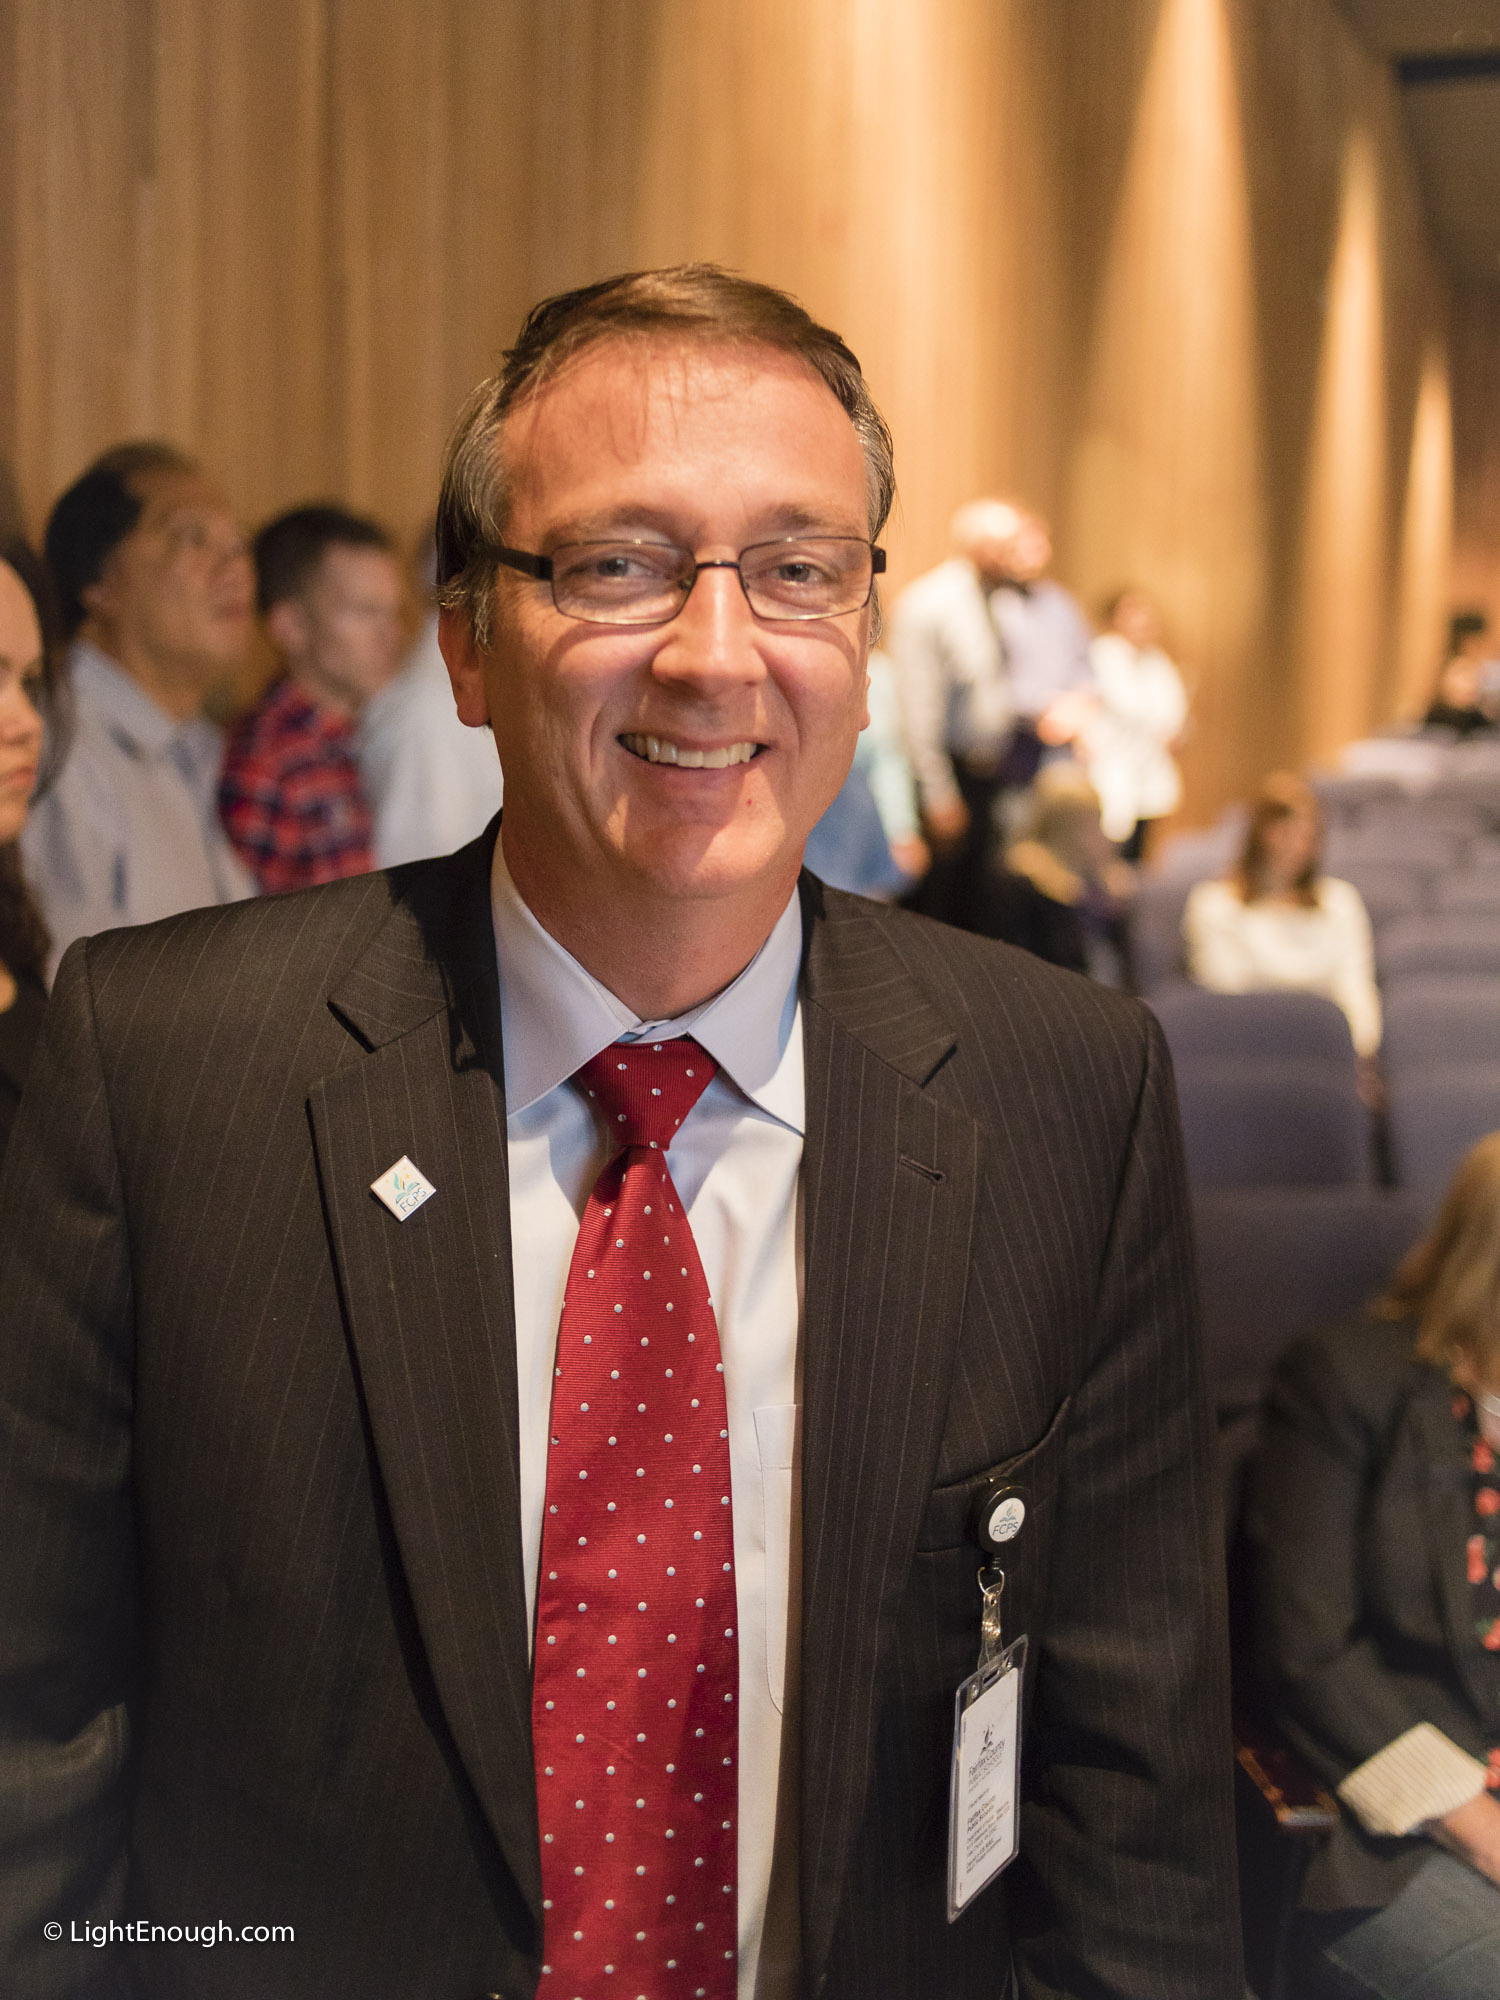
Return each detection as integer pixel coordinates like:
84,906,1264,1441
1181,771,1381,1059
0,539,67,1156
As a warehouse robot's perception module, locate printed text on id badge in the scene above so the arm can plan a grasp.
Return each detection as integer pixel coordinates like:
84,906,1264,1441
947,1634,1026,1920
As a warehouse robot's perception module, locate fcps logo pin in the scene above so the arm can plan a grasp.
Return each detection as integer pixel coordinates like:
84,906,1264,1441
370,1155,437,1221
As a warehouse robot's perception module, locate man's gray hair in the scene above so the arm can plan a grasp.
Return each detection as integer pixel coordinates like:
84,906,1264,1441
435,264,895,649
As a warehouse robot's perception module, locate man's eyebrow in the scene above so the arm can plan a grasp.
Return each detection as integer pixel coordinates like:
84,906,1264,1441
541,503,867,544
541,507,683,544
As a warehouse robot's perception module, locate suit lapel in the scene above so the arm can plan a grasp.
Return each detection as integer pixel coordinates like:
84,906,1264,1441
306,833,543,1928
795,880,979,1983
1411,1377,1499,1730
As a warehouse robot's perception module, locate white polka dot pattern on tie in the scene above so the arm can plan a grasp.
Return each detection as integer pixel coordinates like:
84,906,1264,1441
533,1038,738,2000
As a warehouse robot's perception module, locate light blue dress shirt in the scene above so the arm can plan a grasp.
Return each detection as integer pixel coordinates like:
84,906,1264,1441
22,640,255,975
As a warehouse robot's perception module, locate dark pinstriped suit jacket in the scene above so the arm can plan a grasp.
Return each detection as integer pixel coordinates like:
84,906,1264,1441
0,827,1241,1999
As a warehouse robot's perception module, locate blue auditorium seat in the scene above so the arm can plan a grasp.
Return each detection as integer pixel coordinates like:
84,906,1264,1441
1387,1064,1500,1198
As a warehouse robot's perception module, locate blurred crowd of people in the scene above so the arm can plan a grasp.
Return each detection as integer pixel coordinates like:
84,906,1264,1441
0,441,510,1148
6,436,1498,1166
813,493,1193,981
0,454,1195,1024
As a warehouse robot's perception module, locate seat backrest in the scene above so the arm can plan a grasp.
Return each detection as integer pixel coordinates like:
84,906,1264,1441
1193,1186,1430,1411
1356,797,1487,844
1321,860,1425,929
1324,823,1466,874
1310,771,1406,822
1376,912,1500,980
1382,977,1500,1075
1430,778,1500,830
1438,870,1500,909
1446,737,1500,775
1128,876,1197,993
1386,1065,1500,1197
1173,1059,1372,1189
1151,987,1355,1067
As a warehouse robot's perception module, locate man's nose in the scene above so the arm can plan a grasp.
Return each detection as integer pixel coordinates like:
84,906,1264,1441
653,563,763,685
215,529,252,572
0,686,43,744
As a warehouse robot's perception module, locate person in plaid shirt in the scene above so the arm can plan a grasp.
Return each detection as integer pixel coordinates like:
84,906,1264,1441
221,505,405,892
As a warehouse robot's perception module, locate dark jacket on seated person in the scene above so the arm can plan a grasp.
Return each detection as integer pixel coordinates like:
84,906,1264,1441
0,971,46,1161
1249,1314,1500,1913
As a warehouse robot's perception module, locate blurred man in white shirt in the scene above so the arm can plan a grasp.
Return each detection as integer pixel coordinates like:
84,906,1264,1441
24,441,255,967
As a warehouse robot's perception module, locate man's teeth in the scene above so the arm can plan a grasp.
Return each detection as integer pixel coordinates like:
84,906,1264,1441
621,735,759,769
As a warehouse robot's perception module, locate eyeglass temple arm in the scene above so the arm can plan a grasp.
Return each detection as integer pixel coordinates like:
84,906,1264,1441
493,545,554,580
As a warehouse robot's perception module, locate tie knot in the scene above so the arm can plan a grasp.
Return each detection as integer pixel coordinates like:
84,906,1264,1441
576,1038,718,1154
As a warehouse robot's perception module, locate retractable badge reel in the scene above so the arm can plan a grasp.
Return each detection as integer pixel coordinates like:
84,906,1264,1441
947,1477,1029,1922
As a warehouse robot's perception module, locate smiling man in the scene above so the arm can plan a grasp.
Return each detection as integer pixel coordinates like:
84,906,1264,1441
22,442,256,969
0,269,1239,2000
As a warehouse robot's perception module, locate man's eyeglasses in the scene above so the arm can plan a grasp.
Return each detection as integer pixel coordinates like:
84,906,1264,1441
491,536,885,627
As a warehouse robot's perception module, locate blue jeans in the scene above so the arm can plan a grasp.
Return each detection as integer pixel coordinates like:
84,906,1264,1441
1326,1851,1500,1999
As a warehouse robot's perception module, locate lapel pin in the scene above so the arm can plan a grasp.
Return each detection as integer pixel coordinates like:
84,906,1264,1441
370,1155,437,1222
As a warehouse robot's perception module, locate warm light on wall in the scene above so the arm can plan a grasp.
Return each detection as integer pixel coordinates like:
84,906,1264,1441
1295,126,1389,763
1393,338,1454,717
1064,0,1266,814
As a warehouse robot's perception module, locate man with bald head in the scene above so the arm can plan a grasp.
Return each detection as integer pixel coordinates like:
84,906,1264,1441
0,269,1237,1999
889,499,1092,930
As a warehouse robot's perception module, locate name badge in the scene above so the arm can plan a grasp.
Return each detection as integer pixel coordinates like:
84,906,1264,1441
948,1637,1026,1919
948,1513,1028,1922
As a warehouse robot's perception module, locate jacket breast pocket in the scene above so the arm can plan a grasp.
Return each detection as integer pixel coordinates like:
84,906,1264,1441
915,1394,1072,1553
910,1396,1072,1694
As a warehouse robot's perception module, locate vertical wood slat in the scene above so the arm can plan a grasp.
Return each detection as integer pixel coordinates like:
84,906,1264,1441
1452,287,1500,635
0,0,1463,818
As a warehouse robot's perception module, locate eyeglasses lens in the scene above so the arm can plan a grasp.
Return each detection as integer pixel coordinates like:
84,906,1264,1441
547,539,874,625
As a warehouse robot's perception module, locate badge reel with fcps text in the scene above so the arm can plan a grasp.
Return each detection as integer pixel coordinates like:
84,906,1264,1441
948,1478,1029,1922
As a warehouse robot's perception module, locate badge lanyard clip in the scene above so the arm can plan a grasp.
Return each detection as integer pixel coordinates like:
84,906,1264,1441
977,1561,1006,1672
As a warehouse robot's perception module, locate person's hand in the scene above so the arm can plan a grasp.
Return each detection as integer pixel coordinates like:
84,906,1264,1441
1036,691,1097,747
923,796,969,852
889,834,931,882
1431,1790,1500,1886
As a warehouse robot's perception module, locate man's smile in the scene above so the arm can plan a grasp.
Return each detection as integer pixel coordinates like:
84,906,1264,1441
618,732,763,768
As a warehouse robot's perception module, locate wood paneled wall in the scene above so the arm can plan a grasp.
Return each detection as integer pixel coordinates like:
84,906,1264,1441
1453,286,1500,640
0,0,1459,818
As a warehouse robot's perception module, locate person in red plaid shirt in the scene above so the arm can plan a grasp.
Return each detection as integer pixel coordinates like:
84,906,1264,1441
221,505,405,893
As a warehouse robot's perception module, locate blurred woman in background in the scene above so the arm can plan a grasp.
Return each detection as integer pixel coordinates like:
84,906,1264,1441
1077,586,1189,862
1251,1132,1500,1997
0,541,66,1157
1182,771,1381,1061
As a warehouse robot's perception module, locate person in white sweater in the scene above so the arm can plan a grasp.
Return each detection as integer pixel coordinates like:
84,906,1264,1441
1078,589,1189,859
1183,772,1382,1059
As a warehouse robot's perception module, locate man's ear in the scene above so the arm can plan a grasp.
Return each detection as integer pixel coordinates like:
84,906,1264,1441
439,605,493,727
79,568,119,627
265,598,311,664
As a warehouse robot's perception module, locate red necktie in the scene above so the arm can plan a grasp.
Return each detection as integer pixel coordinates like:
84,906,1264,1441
533,1038,739,2000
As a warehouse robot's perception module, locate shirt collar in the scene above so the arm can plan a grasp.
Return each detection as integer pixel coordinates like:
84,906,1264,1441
69,638,216,759
490,836,803,1134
